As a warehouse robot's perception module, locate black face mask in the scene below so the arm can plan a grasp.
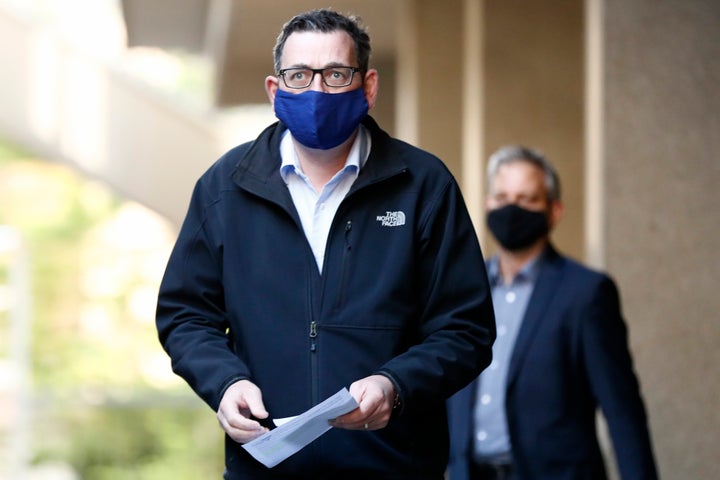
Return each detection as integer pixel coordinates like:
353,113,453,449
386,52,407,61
486,204,549,251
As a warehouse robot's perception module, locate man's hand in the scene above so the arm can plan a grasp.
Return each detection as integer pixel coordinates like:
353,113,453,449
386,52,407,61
216,379,269,443
329,375,395,431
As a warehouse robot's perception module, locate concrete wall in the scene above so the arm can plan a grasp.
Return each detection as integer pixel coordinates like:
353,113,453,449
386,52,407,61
395,0,585,259
601,0,720,477
482,0,585,260
0,5,274,226
407,0,720,477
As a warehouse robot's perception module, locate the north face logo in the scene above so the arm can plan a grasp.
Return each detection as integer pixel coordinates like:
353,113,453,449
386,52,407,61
376,211,406,227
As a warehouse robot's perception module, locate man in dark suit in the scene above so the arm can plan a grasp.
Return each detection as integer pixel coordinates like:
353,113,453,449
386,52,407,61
447,146,658,480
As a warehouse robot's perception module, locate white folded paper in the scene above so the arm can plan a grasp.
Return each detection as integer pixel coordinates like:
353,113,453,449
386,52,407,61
242,387,359,468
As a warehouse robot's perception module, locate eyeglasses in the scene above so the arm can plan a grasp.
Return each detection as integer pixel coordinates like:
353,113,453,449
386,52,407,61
278,66,361,89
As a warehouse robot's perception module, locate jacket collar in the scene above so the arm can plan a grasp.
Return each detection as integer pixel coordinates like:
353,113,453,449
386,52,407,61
230,116,409,204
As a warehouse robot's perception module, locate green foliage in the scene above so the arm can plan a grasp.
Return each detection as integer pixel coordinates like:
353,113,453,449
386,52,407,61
0,138,224,478
33,405,224,480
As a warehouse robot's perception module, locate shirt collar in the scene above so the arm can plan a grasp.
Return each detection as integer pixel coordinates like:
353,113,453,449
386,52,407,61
279,125,370,182
487,247,546,287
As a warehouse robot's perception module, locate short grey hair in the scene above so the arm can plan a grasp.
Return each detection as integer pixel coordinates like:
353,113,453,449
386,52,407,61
486,145,561,202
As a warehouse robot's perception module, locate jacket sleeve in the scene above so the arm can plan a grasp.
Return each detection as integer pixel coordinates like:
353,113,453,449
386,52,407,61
156,179,251,411
581,276,659,479
377,178,496,411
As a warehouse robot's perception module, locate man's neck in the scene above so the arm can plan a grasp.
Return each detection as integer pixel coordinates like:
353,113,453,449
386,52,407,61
496,239,548,285
294,131,357,191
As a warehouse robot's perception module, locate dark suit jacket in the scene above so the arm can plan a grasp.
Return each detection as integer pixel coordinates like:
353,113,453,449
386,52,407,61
447,246,658,480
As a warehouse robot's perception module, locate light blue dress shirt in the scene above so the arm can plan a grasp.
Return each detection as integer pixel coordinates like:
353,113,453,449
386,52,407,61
473,254,542,463
279,126,370,273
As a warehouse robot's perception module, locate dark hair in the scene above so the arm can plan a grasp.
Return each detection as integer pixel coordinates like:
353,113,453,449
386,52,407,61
272,9,371,74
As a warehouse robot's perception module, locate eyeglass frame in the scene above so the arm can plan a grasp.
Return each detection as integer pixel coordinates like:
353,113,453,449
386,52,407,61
277,66,362,89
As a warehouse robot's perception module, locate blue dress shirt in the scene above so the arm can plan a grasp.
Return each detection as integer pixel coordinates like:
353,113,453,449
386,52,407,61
279,126,370,273
473,254,542,462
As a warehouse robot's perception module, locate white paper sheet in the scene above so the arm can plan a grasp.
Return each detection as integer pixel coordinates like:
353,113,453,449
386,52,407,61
242,387,359,468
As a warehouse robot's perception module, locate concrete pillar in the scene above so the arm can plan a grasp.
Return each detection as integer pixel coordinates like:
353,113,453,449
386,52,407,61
599,0,720,478
416,0,465,178
394,0,485,228
481,0,585,260
394,0,585,258
394,0,465,178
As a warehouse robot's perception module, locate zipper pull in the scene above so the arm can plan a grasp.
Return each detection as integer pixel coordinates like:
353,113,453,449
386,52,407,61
344,220,352,249
310,321,317,352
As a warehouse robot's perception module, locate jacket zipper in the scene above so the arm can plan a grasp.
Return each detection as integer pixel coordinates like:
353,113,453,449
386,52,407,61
308,221,351,406
344,220,352,246
309,320,317,352
335,220,353,309
309,318,318,405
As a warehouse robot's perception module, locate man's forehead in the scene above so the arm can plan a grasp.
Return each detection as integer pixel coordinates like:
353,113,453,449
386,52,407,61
492,163,546,192
284,30,354,51
281,37,357,69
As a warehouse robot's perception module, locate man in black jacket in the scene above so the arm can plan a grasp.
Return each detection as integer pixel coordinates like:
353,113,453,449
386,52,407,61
156,9,495,479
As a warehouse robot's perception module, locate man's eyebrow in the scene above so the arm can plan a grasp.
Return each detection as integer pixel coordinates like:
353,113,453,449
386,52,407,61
283,61,351,69
282,63,310,70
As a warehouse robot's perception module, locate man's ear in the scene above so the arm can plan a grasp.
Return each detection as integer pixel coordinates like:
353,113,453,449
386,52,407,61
265,75,279,108
549,200,564,229
363,69,379,109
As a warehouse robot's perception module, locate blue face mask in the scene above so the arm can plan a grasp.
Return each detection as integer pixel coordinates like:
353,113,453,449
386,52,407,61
273,87,369,150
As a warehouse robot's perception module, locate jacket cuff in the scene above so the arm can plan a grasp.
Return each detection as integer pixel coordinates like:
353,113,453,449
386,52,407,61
214,374,250,411
375,369,404,417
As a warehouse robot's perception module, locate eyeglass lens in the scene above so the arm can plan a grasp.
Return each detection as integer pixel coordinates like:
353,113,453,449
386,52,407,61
281,67,356,88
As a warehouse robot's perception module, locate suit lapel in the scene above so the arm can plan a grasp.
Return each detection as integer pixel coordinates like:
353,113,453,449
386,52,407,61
506,248,564,391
